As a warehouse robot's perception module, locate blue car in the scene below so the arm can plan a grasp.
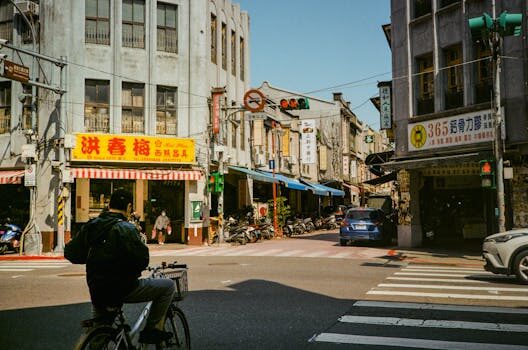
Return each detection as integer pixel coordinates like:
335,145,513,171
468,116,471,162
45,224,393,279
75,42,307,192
339,208,393,246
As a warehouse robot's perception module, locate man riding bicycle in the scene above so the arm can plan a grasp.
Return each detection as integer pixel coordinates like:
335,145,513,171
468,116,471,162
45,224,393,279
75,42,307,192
65,189,175,344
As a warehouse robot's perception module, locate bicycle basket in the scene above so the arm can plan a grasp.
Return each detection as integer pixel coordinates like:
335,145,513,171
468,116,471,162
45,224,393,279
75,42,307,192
162,269,188,301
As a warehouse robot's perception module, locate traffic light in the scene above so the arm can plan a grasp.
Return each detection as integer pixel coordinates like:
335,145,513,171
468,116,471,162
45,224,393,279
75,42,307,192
279,97,310,110
498,11,523,37
468,12,493,41
479,160,495,188
214,172,224,193
207,173,216,193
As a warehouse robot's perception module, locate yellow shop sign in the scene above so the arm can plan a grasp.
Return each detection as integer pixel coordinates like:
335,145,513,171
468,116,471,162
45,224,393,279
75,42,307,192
72,133,195,164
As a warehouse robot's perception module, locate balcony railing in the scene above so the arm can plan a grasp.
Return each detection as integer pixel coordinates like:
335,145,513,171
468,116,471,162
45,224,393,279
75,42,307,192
85,109,109,133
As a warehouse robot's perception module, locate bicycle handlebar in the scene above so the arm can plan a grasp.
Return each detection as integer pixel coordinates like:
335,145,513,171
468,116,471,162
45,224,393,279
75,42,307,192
147,260,187,273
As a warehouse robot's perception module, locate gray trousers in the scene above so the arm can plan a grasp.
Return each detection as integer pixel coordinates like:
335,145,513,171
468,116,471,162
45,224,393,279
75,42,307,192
93,278,176,329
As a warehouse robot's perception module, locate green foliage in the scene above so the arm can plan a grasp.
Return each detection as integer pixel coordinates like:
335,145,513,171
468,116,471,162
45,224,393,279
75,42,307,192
267,196,291,228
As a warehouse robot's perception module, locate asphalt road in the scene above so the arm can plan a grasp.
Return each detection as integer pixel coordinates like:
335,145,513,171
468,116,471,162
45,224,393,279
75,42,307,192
0,234,527,349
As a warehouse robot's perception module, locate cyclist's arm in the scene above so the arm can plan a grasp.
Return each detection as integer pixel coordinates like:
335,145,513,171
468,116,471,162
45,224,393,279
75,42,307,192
116,222,149,273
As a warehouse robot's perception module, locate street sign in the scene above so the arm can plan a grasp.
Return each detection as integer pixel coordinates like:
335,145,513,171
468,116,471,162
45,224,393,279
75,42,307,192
247,112,268,121
269,159,275,169
243,89,266,112
3,60,29,83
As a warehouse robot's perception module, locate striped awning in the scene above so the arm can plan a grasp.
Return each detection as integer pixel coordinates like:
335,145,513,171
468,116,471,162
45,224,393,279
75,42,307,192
0,170,24,184
72,168,203,181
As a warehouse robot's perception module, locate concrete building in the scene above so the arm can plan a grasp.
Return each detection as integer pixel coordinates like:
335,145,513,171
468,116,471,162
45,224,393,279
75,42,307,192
0,0,250,252
385,0,528,248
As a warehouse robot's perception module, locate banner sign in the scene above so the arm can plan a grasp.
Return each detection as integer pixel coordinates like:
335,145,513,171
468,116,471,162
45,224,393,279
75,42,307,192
72,133,195,164
408,109,494,151
212,91,222,134
300,119,316,164
379,84,392,129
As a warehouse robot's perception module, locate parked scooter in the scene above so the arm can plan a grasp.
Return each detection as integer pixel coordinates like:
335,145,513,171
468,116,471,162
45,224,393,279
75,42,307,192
322,215,339,230
0,222,23,254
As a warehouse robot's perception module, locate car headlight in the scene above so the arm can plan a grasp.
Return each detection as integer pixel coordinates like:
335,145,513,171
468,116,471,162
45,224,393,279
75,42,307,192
485,232,528,243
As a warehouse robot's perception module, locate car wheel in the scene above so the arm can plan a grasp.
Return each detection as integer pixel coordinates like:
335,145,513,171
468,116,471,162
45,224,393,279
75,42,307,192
514,250,528,284
339,239,347,246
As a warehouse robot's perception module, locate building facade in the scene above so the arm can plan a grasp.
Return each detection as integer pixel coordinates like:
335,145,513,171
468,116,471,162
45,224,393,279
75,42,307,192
387,0,528,247
0,0,250,252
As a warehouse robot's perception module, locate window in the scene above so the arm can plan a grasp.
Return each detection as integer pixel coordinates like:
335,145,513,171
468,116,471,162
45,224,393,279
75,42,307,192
86,0,110,45
0,2,13,43
123,0,145,48
85,80,110,132
221,22,227,70
475,44,492,103
416,54,434,115
211,14,217,63
89,179,135,214
240,113,245,150
157,2,177,53
0,82,11,134
156,86,177,135
444,45,463,109
22,84,32,130
230,30,236,75
122,83,144,133
240,37,245,81
18,0,40,44
413,0,432,18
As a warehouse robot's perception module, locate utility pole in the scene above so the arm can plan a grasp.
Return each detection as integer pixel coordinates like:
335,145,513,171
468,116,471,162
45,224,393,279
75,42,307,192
468,5,523,233
271,121,279,236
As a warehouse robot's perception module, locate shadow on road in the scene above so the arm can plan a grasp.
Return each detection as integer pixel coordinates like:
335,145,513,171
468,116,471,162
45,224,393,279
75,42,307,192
0,279,353,350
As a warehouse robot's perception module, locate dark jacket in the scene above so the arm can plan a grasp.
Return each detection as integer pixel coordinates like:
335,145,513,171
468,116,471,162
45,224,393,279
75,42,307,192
66,211,149,307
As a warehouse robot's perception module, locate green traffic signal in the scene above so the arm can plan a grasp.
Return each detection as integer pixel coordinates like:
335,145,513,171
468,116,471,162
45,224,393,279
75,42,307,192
214,172,224,193
498,11,523,37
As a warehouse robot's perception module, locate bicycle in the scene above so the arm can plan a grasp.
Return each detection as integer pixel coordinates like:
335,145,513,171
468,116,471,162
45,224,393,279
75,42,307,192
74,261,190,350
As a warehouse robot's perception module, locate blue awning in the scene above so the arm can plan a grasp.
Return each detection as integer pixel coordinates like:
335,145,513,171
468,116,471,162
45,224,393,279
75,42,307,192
228,166,277,184
301,180,345,197
257,171,309,191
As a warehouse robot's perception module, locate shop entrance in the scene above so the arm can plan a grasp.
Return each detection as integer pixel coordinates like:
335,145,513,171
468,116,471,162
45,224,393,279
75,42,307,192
0,184,29,227
147,181,185,243
419,175,493,250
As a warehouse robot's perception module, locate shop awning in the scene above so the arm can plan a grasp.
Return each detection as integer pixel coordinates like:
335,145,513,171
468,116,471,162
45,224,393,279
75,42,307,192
302,180,345,197
381,152,483,171
363,171,397,186
228,166,277,184
257,171,309,191
0,170,24,184
72,168,203,180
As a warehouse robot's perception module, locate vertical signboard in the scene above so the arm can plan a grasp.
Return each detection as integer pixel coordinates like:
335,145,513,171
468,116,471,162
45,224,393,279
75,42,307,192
379,82,392,130
300,119,316,164
212,90,222,134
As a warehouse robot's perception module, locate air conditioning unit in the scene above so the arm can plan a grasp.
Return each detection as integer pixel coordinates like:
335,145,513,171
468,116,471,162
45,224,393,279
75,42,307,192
14,1,39,16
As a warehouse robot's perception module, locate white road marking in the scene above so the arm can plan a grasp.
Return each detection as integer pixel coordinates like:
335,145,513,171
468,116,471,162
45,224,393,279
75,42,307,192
338,315,528,333
311,333,528,350
222,249,260,256
367,290,528,301
386,277,486,283
302,251,329,258
353,300,528,314
395,272,483,277
329,251,352,258
251,249,283,256
403,268,490,274
405,265,485,271
377,283,528,292
275,250,305,257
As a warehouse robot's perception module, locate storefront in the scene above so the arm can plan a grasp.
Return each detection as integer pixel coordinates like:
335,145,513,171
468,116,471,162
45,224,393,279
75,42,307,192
70,133,203,244
0,170,29,226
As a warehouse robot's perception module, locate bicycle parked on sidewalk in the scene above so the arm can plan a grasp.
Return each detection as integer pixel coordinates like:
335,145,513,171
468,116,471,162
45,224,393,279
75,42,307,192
74,261,190,350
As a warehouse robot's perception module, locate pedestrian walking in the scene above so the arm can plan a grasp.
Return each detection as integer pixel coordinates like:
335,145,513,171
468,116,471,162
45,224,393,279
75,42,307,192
154,210,171,245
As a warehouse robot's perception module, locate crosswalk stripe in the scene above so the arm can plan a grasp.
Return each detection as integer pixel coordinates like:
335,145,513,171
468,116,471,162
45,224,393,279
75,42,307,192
367,290,528,301
251,249,283,256
222,249,260,256
377,283,528,292
302,251,328,258
329,251,351,258
338,315,528,332
353,300,528,314
395,272,485,277
276,249,305,257
386,277,486,283
402,268,489,274
311,333,528,350
406,265,485,271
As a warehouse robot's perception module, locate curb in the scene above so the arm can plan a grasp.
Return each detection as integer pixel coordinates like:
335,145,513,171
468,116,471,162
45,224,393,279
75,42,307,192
0,255,65,261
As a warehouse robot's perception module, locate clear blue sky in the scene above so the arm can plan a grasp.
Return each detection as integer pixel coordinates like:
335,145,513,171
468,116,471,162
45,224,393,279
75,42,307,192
236,0,391,130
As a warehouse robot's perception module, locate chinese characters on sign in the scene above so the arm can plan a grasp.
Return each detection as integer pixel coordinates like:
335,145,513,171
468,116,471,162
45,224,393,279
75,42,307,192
379,84,392,130
72,133,195,163
408,109,494,151
300,119,316,164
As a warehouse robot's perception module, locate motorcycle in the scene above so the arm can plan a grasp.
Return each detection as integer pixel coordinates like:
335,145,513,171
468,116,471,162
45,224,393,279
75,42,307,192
0,223,23,254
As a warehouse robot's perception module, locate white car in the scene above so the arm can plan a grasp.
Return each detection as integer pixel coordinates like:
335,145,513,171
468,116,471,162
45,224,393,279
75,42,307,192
482,229,528,284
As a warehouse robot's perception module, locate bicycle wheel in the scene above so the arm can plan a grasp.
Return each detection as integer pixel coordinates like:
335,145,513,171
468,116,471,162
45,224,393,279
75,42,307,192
162,305,190,350
74,326,121,350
